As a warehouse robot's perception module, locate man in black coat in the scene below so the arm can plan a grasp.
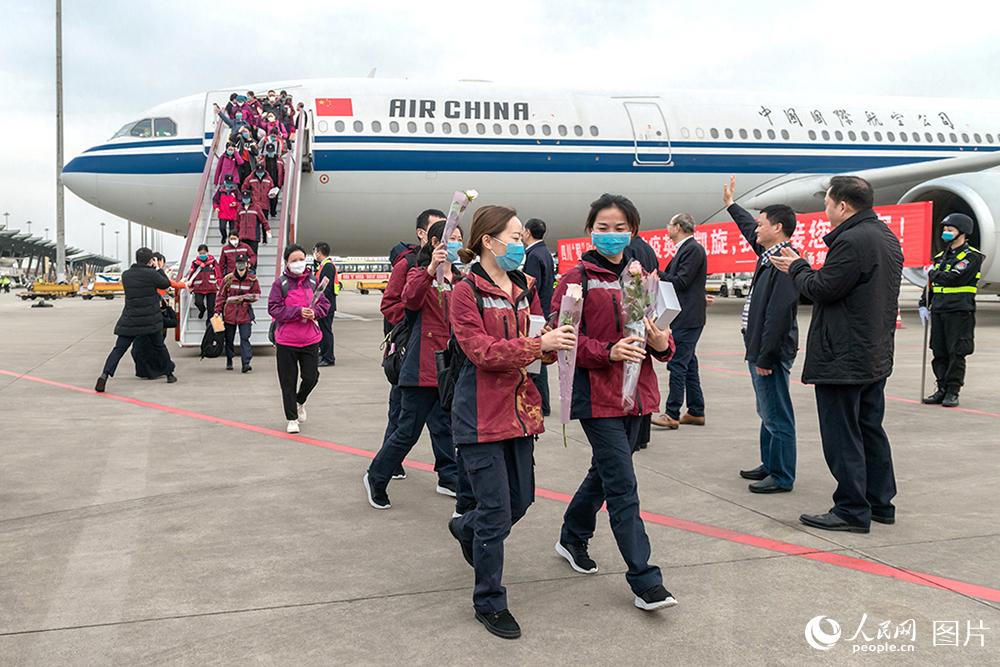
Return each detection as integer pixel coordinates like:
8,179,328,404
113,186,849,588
771,176,903,533
313,241,338,366
522,218,555,416
95,247,176,392
652,213,707,429
724,177,799,494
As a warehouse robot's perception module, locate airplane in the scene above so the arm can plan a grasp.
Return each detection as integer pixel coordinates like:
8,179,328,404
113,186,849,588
62,77,1000,291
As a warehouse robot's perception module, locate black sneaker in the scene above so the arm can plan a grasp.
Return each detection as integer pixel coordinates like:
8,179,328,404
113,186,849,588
363,473,391,510
555,541,598,574
634,584,678,611
226,361,233,371
448,517,474,567
922,389,946,404
942,392,960,408
166,374,177,384
95,374,108,393
242,365,252,373
392,467,407,480
475,609,521,639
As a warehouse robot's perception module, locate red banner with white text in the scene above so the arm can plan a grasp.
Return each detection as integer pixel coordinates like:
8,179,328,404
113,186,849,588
556,201,933,275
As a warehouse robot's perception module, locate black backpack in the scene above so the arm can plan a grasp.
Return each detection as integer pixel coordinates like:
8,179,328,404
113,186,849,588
269,274,316,345
200,326,225,359
381,311,415,385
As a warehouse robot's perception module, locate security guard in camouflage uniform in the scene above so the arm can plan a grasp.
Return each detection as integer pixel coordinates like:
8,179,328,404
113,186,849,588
919,213,984,408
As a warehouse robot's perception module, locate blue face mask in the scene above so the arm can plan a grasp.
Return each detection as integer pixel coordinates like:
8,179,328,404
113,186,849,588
491,237,525,271
446,240,463,264
198,254,208,261
941,230,957,242
591,231,632,257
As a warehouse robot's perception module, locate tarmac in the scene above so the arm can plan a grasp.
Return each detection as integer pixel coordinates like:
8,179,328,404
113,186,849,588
1,286,998,665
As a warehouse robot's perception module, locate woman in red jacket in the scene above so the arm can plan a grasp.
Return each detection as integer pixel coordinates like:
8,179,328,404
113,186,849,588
446,205,576,640
187,244,221,320
364,219,465,510
215,254,260,372
550,193,678,613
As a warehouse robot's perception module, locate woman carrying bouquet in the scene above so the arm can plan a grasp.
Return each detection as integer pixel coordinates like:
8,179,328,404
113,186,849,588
447,205,576,639
550,193,678,612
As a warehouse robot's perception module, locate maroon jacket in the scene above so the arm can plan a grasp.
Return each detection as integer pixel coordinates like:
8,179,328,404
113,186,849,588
241,173,275,214
551,252,674,420
188,255,221,294
215,270,260,325
234,205,270,242
380,247,418,327
219,241,257,276
399,265,461,387
449,265,554,445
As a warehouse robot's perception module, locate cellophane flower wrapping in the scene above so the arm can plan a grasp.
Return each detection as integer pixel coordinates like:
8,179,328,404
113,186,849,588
557,283,584,446
620,261,658,411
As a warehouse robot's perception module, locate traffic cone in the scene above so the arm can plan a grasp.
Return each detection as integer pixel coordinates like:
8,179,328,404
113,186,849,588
896,309,904,329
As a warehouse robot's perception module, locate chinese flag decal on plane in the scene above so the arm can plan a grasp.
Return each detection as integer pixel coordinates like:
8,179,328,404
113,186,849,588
315,98,354,116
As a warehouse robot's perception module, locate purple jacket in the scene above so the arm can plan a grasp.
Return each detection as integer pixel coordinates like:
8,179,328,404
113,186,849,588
267,268,330,348
214,153,244,186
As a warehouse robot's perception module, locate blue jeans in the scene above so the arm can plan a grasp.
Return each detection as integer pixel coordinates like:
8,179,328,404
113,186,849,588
748,360,796,488
224,322,253,367
369,386,457,490
561,416,662,595
453,439,535,614
664,326,705,418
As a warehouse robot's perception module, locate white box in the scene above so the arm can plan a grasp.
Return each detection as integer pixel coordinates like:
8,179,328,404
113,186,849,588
527,314,545,374
655,281,682,329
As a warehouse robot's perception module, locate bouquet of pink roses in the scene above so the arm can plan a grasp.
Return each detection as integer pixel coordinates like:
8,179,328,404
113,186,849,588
556,283,584,446
620,260,658,411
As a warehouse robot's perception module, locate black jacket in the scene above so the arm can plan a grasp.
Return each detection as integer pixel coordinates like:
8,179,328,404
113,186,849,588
788,209,903,385
523,240,555,318
317,259,337,312
629,236,660,273
114,264,171,337
660,235,707,330
728,204,799,369
918,241,983,313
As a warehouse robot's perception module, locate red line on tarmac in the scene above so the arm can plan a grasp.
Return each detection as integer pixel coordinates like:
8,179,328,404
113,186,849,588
699,363,1000,419
3,368,1000,604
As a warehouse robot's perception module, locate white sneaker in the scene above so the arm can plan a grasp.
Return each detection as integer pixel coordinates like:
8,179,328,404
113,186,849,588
286,419,300,434
451,511,464,519
296,403,307,422
436,484,457,498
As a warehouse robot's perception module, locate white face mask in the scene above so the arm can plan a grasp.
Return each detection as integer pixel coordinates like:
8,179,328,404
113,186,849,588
229,239,239,247
288,259,307,275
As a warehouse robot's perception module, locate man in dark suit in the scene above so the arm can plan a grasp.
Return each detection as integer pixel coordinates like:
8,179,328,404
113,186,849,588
652,213,707,429
771,176,903,533
95,246,176,392
313,242,337,366
724,177,800,494
522,218,555,416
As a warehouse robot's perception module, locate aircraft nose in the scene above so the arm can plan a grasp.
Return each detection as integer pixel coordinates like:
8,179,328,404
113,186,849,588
62,154,99,207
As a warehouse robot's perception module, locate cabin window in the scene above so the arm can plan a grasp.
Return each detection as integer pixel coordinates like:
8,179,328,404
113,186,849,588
961,133,970,143
353,120,364,132
835,130,844,140
874,131,883,141
724,128,734,139
767,129,776,140
526,124,535,136
557,125,568,136
442,122,452,134
739,128,748,139
808,130,816,140
371,120,382,133
900,132,908,142
153,117,176,137
861,131,870,141
925,132,934,143
848,131,857,141
509,123,519,135
949,132,958,143
752,128,762,140
887,131,895,141
937,132,945,143
459,122,469,134
911,132,920,142
974,133,982,143
493,123,503,135
710,128,719,139
822,130,830,140
987,134,995,144
389,121,399,133
574,125,584,137
334,120,345,132
425,122,434,134
476,122,486,135
780,129,790,140
590,125,599,137
407,121,417,133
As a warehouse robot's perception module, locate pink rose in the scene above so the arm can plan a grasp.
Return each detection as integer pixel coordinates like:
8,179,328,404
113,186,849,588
626,260,643,277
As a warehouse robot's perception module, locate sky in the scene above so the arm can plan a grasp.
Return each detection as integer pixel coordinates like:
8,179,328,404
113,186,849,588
2,0,999,261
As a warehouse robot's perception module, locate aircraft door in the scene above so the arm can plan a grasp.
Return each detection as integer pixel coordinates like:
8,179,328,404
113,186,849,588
623,101,673,166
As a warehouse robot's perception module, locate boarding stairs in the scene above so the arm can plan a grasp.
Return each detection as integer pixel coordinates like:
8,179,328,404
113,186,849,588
176,112,308,347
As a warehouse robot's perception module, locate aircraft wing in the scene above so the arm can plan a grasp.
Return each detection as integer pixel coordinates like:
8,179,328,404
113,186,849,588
742,150,1000,212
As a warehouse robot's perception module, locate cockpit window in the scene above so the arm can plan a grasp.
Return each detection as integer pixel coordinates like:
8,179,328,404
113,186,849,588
153,117,177,137
129,119,153,138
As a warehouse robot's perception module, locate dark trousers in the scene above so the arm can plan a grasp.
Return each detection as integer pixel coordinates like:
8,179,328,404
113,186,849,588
318,311,335,363
102,333,174,378
275,343,319,421
269,195,278,217
930,310,975,392
665,326,705,418
453,439,535,614
194,292,216,320
369,386,457,489
381,384,456,479
529,364,550,417
561,416,662,595
814,380,896,526
244,239,259,257
633,414,652,452
224,322,253,367
748,360,796,488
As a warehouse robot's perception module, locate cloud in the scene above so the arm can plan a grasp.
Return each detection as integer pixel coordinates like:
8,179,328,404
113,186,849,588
3,0,998,258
